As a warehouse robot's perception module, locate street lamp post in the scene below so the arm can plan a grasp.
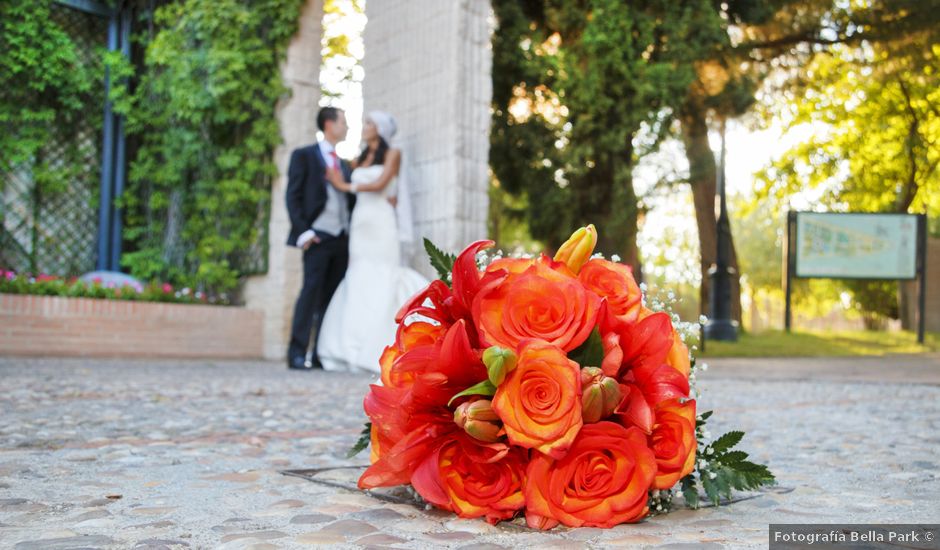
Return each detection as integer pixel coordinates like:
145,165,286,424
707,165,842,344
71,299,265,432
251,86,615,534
704,117,739,341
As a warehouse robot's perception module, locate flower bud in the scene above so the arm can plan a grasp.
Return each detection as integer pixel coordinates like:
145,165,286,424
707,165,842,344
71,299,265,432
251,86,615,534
580,367,623,423
553,224,597,274
483,346,517,386
454,399,502,442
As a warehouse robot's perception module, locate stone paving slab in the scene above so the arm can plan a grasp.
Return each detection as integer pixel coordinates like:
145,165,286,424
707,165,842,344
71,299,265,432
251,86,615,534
1,355,939,549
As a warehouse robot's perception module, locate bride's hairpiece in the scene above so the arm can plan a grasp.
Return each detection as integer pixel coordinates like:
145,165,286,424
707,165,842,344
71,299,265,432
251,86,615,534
367,111,397,144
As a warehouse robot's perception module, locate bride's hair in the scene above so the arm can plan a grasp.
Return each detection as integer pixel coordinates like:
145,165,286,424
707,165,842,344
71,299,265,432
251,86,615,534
357,137,389,167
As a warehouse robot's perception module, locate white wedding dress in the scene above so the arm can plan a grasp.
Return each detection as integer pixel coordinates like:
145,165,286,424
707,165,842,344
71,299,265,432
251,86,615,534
318,165,428,373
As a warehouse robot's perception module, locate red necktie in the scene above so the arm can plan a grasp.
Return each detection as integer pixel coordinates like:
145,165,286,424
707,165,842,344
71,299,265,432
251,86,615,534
330,151,339,169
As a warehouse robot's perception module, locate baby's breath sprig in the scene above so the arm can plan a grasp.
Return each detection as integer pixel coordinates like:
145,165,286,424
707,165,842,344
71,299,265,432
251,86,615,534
647,489,674,515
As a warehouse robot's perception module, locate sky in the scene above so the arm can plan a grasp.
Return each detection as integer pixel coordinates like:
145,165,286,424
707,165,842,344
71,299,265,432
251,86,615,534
634,118,823,283
317,0,367,159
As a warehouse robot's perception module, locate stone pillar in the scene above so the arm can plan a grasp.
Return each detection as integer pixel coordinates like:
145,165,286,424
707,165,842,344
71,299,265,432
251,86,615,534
362,0,492,275
243,0,323,360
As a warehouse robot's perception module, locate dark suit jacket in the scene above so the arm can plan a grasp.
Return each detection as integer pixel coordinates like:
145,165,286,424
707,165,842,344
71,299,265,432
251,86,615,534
285,144,355,246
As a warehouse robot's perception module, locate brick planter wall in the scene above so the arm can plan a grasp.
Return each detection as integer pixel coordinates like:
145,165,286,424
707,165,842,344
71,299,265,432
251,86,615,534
0,294,263,359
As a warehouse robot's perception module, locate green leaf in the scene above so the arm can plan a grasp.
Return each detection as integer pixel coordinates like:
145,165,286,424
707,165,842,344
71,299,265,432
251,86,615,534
714,468,734,501
424,238,456,284
569,327,604,367
710,431,744,453
346,422,372,459
680,474,699,509
701,473,720,506
717,450,748,465
696,410,713,427
730,461,776,488
448,380,497,406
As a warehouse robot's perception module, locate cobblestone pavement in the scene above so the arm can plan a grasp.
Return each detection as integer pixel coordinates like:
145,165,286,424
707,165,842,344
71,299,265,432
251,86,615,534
1,355,939,549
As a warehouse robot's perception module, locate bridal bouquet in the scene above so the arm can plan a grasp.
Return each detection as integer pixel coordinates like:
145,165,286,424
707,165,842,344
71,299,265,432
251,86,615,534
351,225,772,529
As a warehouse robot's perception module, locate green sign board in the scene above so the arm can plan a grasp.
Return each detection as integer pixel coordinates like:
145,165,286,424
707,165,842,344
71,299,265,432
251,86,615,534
795,213,918,280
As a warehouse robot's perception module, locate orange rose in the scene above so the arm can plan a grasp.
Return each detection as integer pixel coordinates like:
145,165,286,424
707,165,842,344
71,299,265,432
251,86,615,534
579,258,642,331
491,340,582,458
412,435,527,524
473,260,600,352
525,422,657,528
486,256,536,276
649,398,697,490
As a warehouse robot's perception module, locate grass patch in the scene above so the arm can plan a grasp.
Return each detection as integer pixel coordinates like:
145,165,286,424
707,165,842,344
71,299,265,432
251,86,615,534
698,330,940,358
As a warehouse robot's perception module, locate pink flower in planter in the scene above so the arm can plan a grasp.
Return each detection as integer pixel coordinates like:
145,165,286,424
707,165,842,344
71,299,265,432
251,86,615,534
162,283,173,294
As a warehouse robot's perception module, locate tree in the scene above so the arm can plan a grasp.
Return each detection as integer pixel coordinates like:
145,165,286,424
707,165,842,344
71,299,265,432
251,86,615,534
678,0,939,323
490,1,727,275
753,4,939,326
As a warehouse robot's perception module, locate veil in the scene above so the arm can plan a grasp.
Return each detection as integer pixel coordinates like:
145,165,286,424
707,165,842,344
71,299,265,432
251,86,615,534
392,135,416,251
366,111,417,261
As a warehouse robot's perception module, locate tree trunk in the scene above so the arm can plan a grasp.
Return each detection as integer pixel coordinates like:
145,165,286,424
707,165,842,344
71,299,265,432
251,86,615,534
597,211,642,282
680,105,742,324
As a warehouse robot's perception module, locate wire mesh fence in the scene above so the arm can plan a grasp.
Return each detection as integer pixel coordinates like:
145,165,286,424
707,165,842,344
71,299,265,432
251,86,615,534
0,3,107,277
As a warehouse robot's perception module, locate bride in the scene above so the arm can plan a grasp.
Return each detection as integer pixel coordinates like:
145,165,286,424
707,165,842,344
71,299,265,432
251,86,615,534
317,111,428,373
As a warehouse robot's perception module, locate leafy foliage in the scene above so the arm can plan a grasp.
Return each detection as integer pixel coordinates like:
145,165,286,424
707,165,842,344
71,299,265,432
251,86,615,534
0,269,221,304
107,0,304,296
683,410,775,508
755,48,939,224
569,328,604,368
1,1,106,276
320,0,364,100
748,2,939,319
490,1,727,269
423,238,456,284
448,380,497,407
0,1,101,182
346,422,372,459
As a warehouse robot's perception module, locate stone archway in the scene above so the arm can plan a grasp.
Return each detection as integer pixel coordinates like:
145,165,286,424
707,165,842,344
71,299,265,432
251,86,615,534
244,0,493,359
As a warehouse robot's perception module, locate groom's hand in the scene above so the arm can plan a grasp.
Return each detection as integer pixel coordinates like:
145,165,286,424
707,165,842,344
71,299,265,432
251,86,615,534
297,230,320,250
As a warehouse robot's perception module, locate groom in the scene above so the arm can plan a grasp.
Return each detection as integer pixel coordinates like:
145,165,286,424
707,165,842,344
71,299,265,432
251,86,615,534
285,106,355,370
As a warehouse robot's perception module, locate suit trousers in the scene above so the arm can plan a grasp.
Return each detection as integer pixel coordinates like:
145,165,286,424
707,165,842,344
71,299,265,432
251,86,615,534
288,234,349,361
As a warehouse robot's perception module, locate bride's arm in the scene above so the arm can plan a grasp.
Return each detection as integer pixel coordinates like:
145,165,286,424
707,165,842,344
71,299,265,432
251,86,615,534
351,149,401,193
325,167,352,192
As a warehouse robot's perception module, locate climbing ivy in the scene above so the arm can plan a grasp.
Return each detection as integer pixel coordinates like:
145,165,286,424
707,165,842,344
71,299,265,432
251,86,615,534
0,0,102,213
108,0,304,297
